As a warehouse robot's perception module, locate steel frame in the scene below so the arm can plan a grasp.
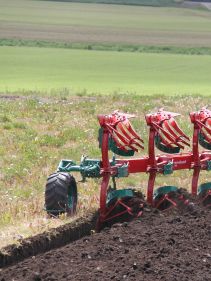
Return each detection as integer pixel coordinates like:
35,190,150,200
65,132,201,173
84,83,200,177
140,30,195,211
97,108,211,226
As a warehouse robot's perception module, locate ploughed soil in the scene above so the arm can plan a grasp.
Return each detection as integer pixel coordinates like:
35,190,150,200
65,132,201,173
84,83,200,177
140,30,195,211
0,200,211,281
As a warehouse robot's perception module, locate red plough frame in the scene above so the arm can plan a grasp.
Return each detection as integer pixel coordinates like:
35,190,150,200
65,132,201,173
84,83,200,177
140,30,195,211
97,108,211,227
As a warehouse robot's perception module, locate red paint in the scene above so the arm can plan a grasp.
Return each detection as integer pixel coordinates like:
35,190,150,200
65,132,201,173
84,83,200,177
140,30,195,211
97,108,211,227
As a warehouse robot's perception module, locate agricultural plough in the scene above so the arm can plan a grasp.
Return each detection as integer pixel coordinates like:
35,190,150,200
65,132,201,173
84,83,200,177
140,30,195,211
45,107,211,229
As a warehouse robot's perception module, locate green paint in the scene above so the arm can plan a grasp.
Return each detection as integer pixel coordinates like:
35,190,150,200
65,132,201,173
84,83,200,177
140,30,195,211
98,128,135,157
198,182,211,194
155,136,180,153
58,158,101,181
106,188,134,206
154,186,178,199
207,161,211,171
199,133,211,150
117,163,129,178
163,161,173,175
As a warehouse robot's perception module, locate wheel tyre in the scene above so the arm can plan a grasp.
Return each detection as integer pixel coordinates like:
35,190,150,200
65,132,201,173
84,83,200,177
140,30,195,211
45,172,77,216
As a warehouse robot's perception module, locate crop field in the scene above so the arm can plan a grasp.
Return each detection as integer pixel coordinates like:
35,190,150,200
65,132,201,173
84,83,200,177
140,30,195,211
0,0,211,252
41,0,177,6
0,0,211,95
1,46,211,95
1,0,211,46
1,0,211,95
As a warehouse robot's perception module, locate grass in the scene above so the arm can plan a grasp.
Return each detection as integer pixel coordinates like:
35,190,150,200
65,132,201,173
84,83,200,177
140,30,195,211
0,46,211,95
1,1,211,96
0,94,210,248
0,0,211,248
0,0,211,46
2,39,211,56
40,0,178,6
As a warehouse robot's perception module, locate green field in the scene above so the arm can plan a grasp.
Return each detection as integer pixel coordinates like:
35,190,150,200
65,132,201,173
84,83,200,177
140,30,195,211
1,0,211,46
0,46,211,95
0,0,211,248
41,0,177,6
1,0,211,96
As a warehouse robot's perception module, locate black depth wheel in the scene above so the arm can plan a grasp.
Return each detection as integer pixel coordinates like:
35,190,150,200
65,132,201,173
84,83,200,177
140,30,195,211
45,172,77,216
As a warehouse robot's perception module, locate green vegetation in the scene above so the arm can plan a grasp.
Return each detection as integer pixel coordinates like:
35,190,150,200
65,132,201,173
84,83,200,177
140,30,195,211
0,46,211,95
2,39,211,56
40,0,178,6
0,0,211,248
0,94,209,247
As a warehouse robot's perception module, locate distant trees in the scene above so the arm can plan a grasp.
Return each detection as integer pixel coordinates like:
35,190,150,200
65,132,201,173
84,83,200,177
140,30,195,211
189,0,211,2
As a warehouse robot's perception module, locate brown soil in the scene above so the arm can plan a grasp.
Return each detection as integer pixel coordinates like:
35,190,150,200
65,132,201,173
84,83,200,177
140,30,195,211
2,22,211,47
0,212,97,269
0,203,210,281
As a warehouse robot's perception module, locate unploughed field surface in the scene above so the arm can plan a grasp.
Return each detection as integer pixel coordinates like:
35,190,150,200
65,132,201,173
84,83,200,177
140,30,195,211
0,94,210,249
1,46,211,95
1,0,211,95
1,0,211,47
0,204,211,281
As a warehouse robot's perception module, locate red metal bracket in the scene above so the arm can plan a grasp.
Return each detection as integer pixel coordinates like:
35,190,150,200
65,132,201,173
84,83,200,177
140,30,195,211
97,111,144,227
145,109,190,204
190,107,211,195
